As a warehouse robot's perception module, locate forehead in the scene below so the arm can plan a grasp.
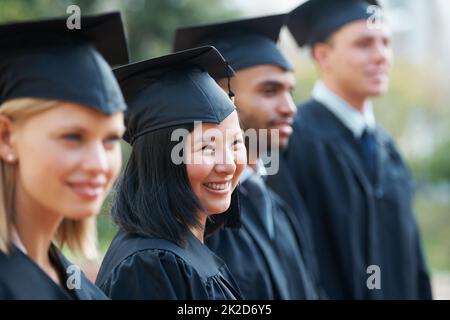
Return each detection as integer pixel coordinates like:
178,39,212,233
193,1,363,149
236,64,296,86
334,19,392,41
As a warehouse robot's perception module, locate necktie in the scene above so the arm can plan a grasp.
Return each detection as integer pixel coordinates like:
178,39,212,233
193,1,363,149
359,128,377,183
243,173,275,239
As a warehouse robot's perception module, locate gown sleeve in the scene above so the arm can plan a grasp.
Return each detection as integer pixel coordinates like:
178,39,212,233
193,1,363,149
388,138,433,300
100,249,209,300
0,281,9,299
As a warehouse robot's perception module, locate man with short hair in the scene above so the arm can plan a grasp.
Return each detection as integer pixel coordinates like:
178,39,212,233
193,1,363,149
280,0,432,299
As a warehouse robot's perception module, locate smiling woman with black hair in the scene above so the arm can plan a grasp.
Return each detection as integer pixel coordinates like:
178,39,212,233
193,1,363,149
96,46,246,300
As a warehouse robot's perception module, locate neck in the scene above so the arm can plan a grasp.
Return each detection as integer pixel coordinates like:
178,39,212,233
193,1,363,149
190,214,207,243
322,78,367,112
14,189,63,272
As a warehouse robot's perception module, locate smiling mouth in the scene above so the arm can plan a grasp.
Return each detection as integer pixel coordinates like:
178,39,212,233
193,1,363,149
203,181,231,192
67,183,106,200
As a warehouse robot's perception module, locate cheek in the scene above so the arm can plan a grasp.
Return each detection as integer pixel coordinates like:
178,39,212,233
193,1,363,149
107,147,123,182
236,95,268,125
334,49,365,70
232,150,247,187
236,147,247,166
352,50,373,70
18,140,76,185
187,163,213,191
17,146,77,212
233,163,246,186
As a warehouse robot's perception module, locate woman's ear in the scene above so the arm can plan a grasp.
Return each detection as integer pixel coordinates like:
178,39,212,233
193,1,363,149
0,115,17,163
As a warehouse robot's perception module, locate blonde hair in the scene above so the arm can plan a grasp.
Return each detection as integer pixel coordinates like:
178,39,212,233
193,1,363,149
0,98,98,260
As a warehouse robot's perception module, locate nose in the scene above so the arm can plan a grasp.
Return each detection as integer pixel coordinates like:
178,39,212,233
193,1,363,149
373,40,390,65
278,93,297,118
214,147,237,175
82,141,109,174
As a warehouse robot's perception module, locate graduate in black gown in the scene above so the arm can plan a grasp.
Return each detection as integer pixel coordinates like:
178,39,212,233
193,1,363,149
283,0,433,299
0,12,129,299
95,46,246,300
174,15,321,299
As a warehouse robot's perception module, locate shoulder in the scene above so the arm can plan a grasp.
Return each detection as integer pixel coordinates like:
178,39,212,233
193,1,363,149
114,246,195,272
53,248,108,300
294,99,349,143
291,100,332,144
97,233,205,287
97,247,207,299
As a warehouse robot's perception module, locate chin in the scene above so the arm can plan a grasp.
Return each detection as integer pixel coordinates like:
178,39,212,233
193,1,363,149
278,139,290,151
63,205,102,220
368,88,387,97
267,140,288,153
366,80,390,96
205,203,231,215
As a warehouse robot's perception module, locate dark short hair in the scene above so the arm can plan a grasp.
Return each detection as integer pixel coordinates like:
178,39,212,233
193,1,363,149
111,124,240,247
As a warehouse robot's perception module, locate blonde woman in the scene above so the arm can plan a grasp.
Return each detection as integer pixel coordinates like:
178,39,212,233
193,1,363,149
0,12,128,299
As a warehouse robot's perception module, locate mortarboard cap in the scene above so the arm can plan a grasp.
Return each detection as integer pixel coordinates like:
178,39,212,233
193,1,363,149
288,0,380,47
0,12,129,115
174,14,293,72
115,46,237,145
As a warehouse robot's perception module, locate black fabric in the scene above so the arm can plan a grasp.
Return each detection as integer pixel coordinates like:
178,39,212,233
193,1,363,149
242,174,274,239
0,245,108,300
283,99,433,299
0,11,128,64
287,0,380,47
359,128,378,184
174,14,292,72
266,156,326,298
96,230,242,300
114,46,236,145
206,187,319,300
0,12,128,115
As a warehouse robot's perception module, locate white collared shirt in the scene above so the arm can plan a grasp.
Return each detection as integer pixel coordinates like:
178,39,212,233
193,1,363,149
312,81,376,139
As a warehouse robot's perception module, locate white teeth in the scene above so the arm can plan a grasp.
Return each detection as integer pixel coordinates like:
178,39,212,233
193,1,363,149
204,181,230,190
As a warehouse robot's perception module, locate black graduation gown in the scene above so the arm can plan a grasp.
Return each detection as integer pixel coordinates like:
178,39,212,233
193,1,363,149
0,245,107,300
284,99,433,299
266,157,325,298
96,230,242,300
206,187,319,300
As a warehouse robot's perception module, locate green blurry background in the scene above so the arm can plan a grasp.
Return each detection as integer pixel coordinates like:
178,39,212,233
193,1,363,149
1,0,448,295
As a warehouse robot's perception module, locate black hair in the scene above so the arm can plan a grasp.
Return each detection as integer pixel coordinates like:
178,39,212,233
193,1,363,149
112,124,240,247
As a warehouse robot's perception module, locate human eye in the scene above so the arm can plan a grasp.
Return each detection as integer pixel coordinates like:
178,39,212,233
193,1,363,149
103,134,121,149
202,144,215,152
61,133,82,143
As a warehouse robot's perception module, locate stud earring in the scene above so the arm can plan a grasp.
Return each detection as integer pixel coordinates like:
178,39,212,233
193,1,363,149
6,154,14,162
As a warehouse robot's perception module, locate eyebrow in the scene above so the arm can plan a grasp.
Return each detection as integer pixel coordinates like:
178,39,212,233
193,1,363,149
257,79,295,91
53,125,89,132
354,33,391,42
258,80,283,86
193,129,242,142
